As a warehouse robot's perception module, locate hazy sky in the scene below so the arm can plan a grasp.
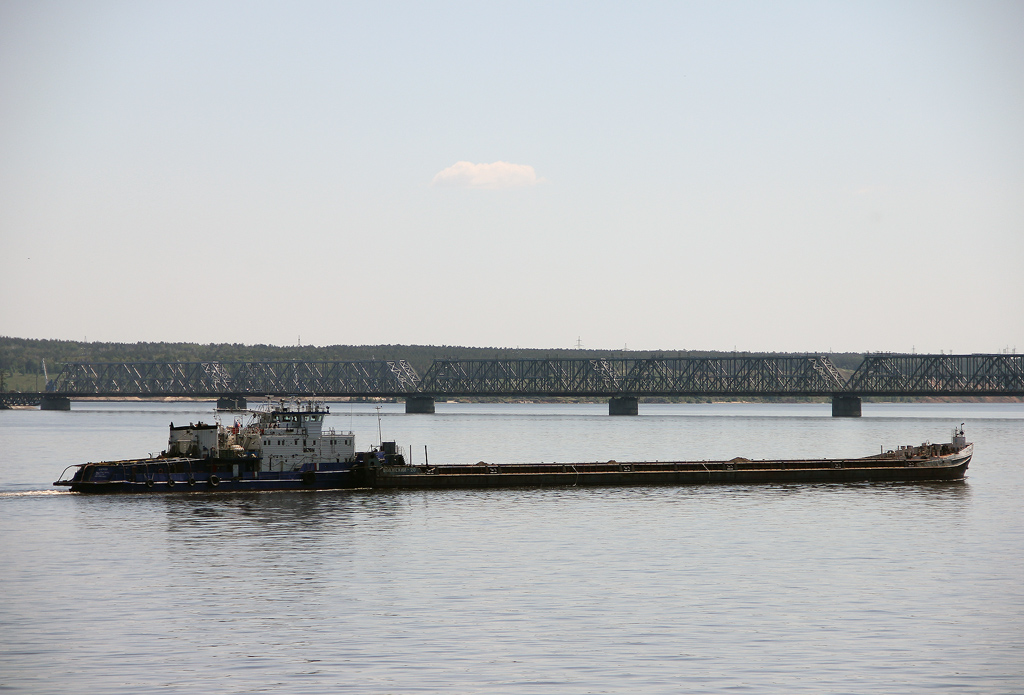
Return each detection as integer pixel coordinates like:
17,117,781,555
2,1,1021,353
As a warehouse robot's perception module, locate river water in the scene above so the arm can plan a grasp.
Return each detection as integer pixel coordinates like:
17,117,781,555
1,401,1022,694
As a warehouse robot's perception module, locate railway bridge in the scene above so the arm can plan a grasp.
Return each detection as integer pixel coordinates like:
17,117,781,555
4,354,1021,417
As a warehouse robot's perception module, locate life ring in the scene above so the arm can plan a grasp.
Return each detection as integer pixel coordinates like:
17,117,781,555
187,477,196,487
208,475,220,487
145,479,155,489
166,478,176,488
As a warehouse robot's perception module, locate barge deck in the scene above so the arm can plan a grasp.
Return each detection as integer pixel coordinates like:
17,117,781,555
356,444,972,489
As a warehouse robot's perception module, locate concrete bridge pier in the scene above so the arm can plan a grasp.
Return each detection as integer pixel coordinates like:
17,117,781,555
832,395,862,418
406,396,436,414
40,395,71,411
609,396,639,416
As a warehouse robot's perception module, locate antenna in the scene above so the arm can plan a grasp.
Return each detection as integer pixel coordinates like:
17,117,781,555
375,405,383,447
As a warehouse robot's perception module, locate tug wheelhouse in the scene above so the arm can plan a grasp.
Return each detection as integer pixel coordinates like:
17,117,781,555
256,402,355,472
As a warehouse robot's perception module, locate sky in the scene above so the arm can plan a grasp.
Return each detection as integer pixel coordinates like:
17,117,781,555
1,1,1022,354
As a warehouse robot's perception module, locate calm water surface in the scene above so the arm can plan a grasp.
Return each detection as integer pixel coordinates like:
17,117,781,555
1,402,1022,694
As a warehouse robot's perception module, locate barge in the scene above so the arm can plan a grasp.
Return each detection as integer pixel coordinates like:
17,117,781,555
353,427,972,488
56,410,972,492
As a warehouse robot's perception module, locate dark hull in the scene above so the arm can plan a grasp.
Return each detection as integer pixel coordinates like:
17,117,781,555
63,473,355,494
56,457,355,494
357,450,972,489
57,448,972,493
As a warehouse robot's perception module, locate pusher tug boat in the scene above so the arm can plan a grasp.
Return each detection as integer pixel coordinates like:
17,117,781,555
53,399,385,493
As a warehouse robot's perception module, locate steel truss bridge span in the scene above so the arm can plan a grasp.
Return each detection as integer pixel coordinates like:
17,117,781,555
49,360,421,398
845,354,1024,397
418,356,847,397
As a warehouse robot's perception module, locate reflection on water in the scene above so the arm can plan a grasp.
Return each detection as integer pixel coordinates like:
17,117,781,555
163,490,358,528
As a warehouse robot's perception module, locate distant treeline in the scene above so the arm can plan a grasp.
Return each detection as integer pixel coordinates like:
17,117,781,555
0,336,866,384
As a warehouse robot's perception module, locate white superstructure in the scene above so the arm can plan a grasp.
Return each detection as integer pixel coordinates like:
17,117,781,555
256,400,354,472
165,399,355,473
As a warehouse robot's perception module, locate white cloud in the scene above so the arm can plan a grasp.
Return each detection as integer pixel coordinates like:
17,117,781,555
432,161,541,189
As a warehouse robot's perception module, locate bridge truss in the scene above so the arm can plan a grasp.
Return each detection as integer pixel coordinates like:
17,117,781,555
52,360,421,397
20,354,1023,401
418,356,847,397
845,354,1024,396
